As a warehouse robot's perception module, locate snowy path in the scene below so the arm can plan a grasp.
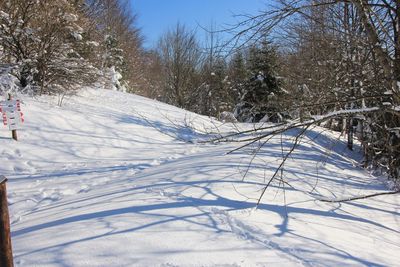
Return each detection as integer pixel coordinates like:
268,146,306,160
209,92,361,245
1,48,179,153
1,89,399,266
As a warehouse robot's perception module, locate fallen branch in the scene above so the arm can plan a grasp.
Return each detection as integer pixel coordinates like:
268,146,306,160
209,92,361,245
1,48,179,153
318,190,400,203
256,125,310,207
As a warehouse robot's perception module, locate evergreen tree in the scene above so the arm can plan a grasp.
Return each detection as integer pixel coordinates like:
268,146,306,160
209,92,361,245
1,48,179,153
234,41,283,122
211,57,230,115
228,51,247,107
102,34,126,92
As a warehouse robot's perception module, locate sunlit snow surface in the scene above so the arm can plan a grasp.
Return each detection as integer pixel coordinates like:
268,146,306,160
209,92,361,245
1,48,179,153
1,89,399,266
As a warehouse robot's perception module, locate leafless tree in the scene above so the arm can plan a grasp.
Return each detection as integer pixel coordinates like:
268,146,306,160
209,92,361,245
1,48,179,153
157,23,202,108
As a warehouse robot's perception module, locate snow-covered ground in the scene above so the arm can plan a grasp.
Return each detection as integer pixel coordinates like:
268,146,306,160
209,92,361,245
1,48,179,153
1,88,399,266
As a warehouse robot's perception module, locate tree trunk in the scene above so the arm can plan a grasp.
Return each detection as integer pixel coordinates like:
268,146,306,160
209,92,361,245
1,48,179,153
354,0,396,95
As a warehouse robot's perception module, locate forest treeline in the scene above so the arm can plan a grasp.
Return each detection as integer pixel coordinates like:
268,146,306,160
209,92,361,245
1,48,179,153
0,0,399,184
0,0,144,96
0,0,287,120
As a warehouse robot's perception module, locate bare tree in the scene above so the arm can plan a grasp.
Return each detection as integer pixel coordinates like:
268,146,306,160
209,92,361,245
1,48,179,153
157,23,202,108
196,23,232,116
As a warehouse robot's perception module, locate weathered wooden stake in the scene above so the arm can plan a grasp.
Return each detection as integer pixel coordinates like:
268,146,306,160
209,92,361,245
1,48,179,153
0,176,13,267
347,117,353,151
11,131,17,142
7,94,17,141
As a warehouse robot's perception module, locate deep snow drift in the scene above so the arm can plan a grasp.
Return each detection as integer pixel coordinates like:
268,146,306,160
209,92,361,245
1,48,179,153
1,89,399,266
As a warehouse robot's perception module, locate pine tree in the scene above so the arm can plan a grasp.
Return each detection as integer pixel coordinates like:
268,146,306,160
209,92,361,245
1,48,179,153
234,41,283,122
102,34,126,92
228,51,247,107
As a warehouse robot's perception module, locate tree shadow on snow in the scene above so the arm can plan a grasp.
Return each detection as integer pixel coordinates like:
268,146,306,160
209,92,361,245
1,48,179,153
11,126,397,266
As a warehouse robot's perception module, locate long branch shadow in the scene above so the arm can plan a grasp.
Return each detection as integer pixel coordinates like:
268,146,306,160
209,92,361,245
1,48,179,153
13,192,400,237
14,192,394,267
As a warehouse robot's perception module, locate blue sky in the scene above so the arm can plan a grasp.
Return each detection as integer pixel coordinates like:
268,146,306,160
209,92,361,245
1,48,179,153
131,0,268,48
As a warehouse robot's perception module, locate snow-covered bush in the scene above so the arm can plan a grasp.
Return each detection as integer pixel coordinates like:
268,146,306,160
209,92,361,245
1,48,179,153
0,64,19,95
0,1,98,97
219,111,237,123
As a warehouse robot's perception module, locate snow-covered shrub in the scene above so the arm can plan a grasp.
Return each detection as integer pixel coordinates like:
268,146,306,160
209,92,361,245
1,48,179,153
0,1,99,97
0,64,19,95
219,111,237,123
103,66,126,93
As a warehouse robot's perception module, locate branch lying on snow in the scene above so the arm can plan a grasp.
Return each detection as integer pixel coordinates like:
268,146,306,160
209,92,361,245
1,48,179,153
205,122,286,144
256,125,310,206
317,190,400,203
210,105,400,207
210,105,400,146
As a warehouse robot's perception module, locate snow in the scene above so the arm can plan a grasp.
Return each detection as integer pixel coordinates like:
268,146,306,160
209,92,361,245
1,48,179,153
1,88,399,266
71,32,83,41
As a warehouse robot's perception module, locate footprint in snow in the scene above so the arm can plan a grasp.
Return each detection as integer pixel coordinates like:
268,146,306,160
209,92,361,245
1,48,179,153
151,159,161,166
14,258,26,266
3,152,15,160
13,166,24,172
14,149,22,157
10,214,23,224
79,184,90,193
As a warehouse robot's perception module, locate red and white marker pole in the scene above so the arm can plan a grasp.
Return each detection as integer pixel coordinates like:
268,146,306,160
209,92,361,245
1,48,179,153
7,94,17,141
1,113,6,126
16,100,24,123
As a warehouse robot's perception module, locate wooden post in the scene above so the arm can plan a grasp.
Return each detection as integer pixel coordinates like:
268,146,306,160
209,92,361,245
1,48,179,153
0,176,13,267
7,94,17,141
347,117,353,151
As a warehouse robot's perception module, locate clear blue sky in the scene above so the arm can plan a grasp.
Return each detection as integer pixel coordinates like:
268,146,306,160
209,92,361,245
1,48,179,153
131,0,268,49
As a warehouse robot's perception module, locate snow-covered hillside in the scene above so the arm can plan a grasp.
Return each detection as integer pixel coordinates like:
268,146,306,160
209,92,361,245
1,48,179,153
1,89,399,266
